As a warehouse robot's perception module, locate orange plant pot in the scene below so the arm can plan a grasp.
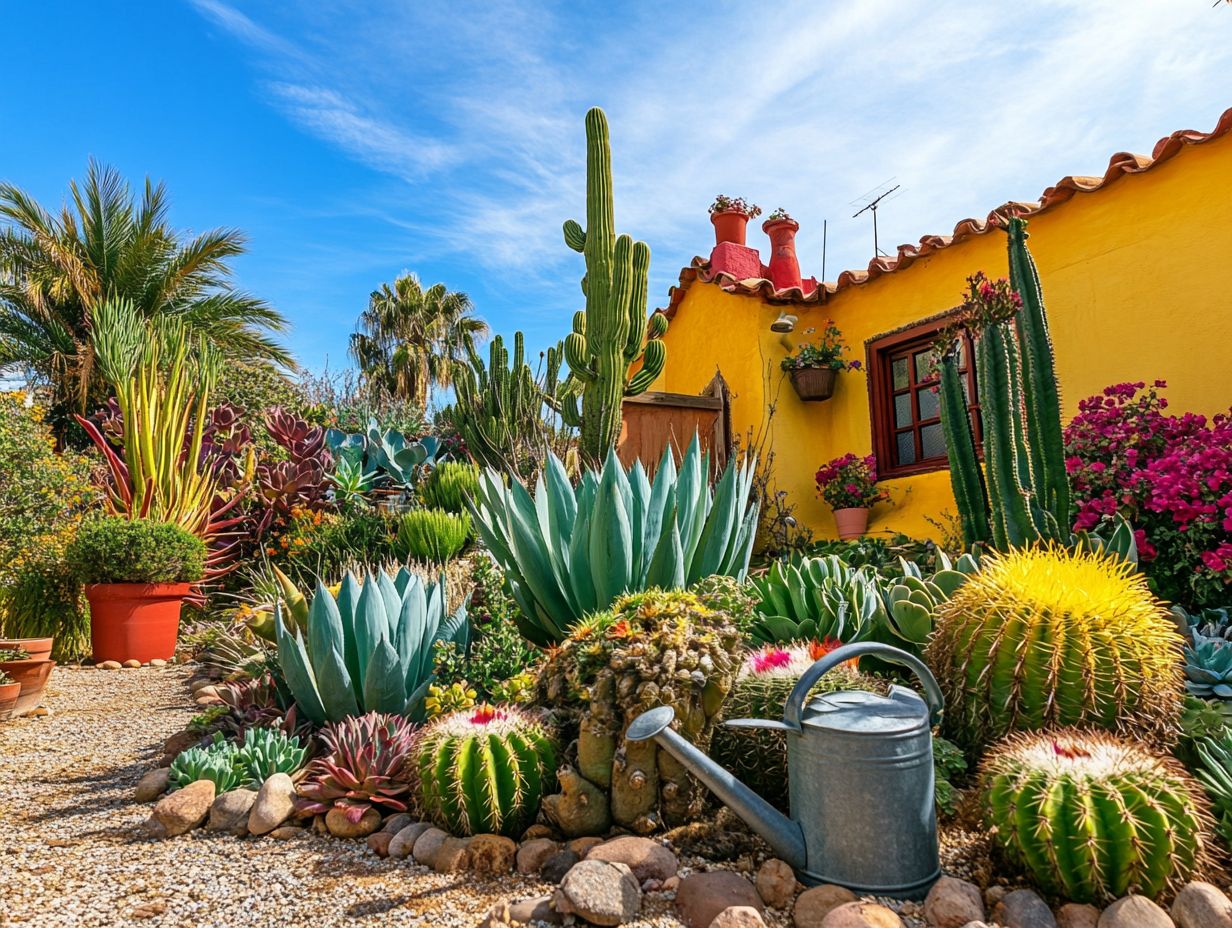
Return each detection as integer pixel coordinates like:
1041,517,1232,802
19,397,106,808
0,681,20,720
0,637,53,662
711,210,752,246
0,659,55,716
86,583,192,664
833,507,870,540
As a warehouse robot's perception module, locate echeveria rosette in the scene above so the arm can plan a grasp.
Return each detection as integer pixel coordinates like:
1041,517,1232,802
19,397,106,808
297,711,416,823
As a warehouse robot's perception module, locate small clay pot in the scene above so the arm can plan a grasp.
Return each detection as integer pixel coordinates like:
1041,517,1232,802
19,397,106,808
0,659,55,716
833,507,870,540
0,637,53,662
711,210,752,247
0,681,20,720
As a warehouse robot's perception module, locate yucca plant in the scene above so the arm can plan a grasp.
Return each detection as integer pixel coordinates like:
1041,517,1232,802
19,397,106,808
981,730,1213,903
470,434,758,646
415,704,557,837
297,711,416,823
421,461,481,513
397,508,471,564
927,546,1183,752
274,566,468,724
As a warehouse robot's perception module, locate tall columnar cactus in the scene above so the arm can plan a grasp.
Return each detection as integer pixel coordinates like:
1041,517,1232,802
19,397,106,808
559,107,668,464
938,218,1070,549
449,332,564,478
980,730,1213,903
538,587,743,836
926,546,1183,753
414,704,557,837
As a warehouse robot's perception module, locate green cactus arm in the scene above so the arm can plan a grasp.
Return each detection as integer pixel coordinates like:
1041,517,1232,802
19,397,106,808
937,346,992,546
1007,216,1070,532
626,340,666,396
564,331,595,381
977,323,1035,547
623,239,651,361
563,219,585,252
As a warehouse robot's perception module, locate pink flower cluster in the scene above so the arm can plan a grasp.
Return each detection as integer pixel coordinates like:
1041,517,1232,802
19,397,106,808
815,453,888,510
1064,380,1232,609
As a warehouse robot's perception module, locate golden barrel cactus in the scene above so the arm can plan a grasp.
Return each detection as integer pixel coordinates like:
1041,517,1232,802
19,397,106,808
926,546,1183,752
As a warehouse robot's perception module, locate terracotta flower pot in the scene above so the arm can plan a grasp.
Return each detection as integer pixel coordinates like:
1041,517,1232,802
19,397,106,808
86,583,193,664
0,681,20,720
0,658,55,716
763,217,802,291
833,507,870,540
0,637,53,662
789,367,838,401
711,210,752,247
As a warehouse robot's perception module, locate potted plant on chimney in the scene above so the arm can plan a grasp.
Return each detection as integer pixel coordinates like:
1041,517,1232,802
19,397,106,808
815,453,888,540
780,320,861,401
709,195,761,247
0,667,20,720
67,517,207,664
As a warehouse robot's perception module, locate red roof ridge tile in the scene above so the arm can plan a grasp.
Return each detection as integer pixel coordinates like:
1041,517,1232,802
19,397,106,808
655,106,1232,322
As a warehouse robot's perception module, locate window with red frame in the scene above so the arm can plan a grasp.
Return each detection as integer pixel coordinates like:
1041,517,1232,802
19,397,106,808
867,321,981,478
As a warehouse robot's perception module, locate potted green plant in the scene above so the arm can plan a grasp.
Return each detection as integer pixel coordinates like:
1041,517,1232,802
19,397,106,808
0,637,53,662
0,665,24,720
67,517,207,663
0,646,54,717
780,320,861,401
709,195,762,247
815,453,888,539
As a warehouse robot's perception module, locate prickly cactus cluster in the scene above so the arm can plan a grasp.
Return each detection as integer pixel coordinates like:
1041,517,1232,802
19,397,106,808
414,704,557,838
711,641,877,810
980,730,1214,903
538,586,743,836
926,545,1184,751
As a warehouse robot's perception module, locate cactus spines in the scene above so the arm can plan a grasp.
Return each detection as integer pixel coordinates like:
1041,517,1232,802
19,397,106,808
414,704,557,838
538,587,742,835
559,107,667,464
980,730,1214,903
937,219,1069,548
926,546,1184,752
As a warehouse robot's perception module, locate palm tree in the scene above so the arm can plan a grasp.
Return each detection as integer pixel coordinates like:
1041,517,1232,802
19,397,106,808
0,160,293,430
349,273,488,409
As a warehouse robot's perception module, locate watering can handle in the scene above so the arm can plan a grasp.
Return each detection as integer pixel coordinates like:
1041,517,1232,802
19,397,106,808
782,641,944,731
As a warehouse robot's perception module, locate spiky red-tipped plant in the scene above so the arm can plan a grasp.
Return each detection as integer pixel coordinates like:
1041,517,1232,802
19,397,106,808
297,711,415,823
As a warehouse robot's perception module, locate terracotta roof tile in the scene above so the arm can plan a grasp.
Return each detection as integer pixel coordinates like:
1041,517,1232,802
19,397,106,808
656,106,1232,322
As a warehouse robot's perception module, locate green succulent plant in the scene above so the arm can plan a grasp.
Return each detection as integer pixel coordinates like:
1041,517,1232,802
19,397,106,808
746,555,883,646
415,704,557,837
470,435,758,647
1185,633,1232,709
167,729,307,793
396,508,470,564
420,461,481,514
1194,731,1232,844
274,566,468,724
980,729,1213,903
235,726,307,783
297,711,416,822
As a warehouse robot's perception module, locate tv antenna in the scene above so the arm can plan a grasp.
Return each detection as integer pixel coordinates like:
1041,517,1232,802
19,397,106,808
850,179,902,258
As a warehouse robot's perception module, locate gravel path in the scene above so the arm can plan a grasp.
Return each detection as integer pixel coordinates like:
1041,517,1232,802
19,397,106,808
0,666,706,928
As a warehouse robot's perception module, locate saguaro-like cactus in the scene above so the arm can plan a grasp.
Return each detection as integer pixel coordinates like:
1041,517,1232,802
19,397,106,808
938,217,1070,548
450,331,563,478
560,107,668,465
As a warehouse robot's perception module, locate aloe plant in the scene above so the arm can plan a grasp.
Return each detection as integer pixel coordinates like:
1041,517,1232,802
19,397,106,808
469,434,758,646
323,419,440,496
274,566,468,723
746,555,884,646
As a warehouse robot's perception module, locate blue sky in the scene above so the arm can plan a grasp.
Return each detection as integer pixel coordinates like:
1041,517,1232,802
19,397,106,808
3,1,1230,375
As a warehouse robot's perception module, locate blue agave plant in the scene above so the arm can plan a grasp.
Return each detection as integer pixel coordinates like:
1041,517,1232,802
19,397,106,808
275,567,467,723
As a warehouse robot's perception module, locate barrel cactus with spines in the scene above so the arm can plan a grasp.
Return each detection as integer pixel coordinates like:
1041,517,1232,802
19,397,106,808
558,106,667,464
712,642,877,810
414,704,557,837
926,545,1183,753
980,730,1214,903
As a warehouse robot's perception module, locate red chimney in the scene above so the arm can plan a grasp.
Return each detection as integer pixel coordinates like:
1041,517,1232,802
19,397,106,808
763,215,802,291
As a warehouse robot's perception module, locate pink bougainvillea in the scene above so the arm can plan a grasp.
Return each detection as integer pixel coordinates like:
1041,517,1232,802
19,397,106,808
1064,380,1232,609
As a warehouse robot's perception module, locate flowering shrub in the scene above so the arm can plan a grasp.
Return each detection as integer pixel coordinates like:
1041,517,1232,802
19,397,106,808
815,453,887,510
781,321,861,372
1065,380,1232,609
709,195,761,218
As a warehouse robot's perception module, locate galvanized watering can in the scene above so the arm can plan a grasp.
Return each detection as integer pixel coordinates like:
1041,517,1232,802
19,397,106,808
627,641,944,898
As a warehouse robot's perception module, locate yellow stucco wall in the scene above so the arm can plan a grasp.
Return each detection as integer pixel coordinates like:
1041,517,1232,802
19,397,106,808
653,129,1232,542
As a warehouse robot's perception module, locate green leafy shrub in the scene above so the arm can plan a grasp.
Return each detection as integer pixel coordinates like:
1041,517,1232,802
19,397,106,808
66,517,206,585
415,704,557,837
926,546,1183,752
396,508,470,564
980,730,1213,903
421,461,480,513
267,509,397,588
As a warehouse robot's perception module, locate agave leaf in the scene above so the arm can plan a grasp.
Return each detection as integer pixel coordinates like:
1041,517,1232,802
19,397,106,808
274,606,327,724
363,639,406,714
316,643,361,721
566,501,597,618
353,577,388,688
932,569,968,598
628,459,650,581
376,570,403,639
689,459,738,584
675,434,707,565
590,462,634,607
306,582,345,669
336,572,363,684
646,501,685,590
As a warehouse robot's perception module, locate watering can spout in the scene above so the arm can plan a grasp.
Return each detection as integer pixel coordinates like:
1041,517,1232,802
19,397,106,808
626,705,807,870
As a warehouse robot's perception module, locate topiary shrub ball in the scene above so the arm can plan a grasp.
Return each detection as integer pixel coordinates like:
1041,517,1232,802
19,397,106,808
926,545,1183,752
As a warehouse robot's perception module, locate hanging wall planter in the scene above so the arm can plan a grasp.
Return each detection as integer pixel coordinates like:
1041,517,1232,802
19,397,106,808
789,367,838,402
